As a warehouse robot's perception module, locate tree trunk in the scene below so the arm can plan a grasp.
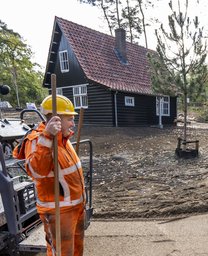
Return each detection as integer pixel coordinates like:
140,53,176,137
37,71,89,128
100,0,113,35
126,0,133,43
138,0,148,48
12,67,20,108
116,0,121,28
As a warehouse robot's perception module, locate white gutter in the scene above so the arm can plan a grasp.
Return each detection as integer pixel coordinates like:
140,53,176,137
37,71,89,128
114,91,118,127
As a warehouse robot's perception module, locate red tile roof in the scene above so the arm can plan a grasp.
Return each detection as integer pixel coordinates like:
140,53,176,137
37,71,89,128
56,16,154,95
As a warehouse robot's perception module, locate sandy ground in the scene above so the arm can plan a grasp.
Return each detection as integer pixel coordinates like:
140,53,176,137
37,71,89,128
79,123,208,220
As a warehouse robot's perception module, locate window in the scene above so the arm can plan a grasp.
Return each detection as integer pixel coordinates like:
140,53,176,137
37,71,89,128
125,96,135,107
73,85,88,109
56,88,63,95
156,96,170,116
59,50,69,73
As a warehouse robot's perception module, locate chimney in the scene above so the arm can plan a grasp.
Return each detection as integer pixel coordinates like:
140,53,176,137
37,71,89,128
114,28,127,64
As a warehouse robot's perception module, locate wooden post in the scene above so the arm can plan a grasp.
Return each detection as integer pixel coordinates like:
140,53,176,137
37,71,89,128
75,108,84,155
51,74,61,256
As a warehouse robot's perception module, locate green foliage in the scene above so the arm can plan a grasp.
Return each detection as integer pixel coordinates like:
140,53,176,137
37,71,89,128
191,105,208,122
79,0,159,46
148,0,208,139
121,1,142,43
0,20,47,108
198,111,208,122
148,1,207,98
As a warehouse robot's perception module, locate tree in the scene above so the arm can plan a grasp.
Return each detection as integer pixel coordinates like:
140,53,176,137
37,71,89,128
148,0,207,141
0,20,47,107
137,0,158,48
122,0,142,43
99,0,114,35
79,0,143,43
79,0,161,47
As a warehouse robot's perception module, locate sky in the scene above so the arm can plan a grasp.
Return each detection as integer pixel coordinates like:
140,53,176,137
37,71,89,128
0,0,107,69
0,0,207,71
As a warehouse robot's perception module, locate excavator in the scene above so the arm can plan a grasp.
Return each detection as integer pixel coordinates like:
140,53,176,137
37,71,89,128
0,85,93,255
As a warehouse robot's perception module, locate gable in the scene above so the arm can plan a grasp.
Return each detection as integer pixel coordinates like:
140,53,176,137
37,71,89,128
43,22,87,88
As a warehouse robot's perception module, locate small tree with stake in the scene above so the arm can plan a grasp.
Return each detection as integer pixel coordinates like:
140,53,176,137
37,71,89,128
148,0,207,151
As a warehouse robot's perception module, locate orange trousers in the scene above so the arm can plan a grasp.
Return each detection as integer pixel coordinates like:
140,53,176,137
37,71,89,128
39,204,85,256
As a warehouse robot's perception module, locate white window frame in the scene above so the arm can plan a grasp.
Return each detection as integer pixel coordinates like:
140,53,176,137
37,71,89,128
73,84,88,109
59,50,69,73
56,88,63,95
125,96,135,107
156,96,170,116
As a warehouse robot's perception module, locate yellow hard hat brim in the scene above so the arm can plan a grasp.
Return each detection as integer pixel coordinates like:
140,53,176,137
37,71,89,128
57,111,78,115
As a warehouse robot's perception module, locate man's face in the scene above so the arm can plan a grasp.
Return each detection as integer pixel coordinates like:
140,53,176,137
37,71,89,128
60,115,75,137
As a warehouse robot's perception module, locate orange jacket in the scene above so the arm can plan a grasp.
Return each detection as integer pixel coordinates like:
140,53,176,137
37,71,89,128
13,122,85,214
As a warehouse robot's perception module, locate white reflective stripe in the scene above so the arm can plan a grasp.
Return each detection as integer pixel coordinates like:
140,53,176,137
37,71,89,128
62,161,82,175
38,136,53,148
26,158,54,178
36,195,83,208
58,164,70,198
54,162,82,200
47,171,54,177
31,140,37,153
27,161,81,179
27,159,48,178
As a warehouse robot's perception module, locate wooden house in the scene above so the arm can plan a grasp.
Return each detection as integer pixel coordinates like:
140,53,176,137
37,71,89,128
43,16,177,127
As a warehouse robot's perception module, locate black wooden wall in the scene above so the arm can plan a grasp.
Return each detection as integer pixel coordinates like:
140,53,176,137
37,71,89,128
62,85,176,127
115,92,177,127
45,24,177,127
63,84,114,126
116,92,154,126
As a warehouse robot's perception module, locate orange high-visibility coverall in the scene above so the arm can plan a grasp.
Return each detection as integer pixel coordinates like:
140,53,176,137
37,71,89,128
13,122,85,256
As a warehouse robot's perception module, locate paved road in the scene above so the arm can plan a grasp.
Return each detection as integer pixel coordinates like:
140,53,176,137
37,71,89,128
84,214,208,256
21,214,208,256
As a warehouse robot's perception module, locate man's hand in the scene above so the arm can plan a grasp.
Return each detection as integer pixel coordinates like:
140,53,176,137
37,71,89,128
45,116,61,136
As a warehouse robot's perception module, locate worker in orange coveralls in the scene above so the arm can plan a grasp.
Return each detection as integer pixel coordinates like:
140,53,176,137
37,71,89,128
13,95,85,256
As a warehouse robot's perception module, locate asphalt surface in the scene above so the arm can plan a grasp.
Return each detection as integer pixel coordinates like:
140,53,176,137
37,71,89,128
84,214,208,256
23,213,208,256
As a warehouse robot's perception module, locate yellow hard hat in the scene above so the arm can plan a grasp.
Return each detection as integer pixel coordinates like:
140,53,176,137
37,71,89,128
40,95,78,115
